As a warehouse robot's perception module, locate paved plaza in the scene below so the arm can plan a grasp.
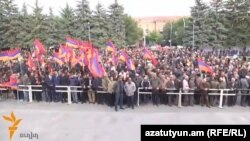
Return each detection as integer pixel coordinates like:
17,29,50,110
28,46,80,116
0,100,250,141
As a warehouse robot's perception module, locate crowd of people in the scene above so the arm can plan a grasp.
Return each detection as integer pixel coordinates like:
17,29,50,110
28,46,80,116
1,47,250,111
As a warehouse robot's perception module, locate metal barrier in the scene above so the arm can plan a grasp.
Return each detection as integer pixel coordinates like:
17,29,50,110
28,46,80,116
0,88,8,99
17,85,106,105
137,88,239,108
8,85,250,108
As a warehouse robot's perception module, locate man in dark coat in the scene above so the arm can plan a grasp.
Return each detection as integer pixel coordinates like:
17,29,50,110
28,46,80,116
92,77,103,104
60,72,69,103
69,72,79,103
54,71,61,102
45,71,55,102
239,76,249,107
114,76,125,111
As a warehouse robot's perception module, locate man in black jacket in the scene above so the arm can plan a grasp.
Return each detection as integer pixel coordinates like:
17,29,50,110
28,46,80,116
60,72,69,103
80,74,90,103
92,77,103,104
114,76,125,111
44,71,55,102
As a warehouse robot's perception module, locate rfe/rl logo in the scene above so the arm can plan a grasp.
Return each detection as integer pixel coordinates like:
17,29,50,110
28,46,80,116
2,112,22,141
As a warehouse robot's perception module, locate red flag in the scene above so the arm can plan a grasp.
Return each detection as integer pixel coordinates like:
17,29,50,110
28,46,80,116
34,39,46,55
27,55,36,70
143,48,158,66
0,74,18,89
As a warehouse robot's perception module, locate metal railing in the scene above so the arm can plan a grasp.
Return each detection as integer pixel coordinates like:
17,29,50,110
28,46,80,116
3,85,250,108
137,87,242,108
17,85,106,105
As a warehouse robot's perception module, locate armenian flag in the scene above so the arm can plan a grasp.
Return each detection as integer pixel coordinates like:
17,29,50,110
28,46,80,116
127,58,135,71
0,74,18,89
53,53,64,66
197,58,213,74
143,48,158,66
27,55,36,70
66,37,79,48
88,49,105,78
119,50,128,62
106,40,115,52
0,48,21,61
34,39,46,55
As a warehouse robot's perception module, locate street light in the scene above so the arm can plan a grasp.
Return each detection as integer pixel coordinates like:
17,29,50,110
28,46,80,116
183,18,186,28
88,22,91,41
192,20,195,48
170,22,172,47
143,28,148,47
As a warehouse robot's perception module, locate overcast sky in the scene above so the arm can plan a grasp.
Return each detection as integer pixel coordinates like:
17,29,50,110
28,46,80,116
15,0,211,17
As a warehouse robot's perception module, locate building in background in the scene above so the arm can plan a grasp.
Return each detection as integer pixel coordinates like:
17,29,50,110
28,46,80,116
134,16,183,34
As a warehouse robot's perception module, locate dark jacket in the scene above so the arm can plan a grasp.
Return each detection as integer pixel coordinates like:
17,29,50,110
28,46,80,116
30,76,36,85
82,78,91,90
141,79,150,88
92,78,102,91
61,75,69,86
69,75,79,86
45,75,55,88
239,78,249,89
54,75,61,85
113,80,124,95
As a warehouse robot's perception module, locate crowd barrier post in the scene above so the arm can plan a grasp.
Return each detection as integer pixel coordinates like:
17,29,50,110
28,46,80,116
178,89,182,108
17,89,20,101
28,86,33,103
137,88,140,106
219,89,224,108
67,86,72,105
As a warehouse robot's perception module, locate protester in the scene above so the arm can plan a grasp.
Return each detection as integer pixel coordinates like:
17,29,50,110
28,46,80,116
114,76,125,111
124,77,136,109
1,45,250,109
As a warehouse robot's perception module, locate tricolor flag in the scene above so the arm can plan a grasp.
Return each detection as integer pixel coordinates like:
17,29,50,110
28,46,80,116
143,48,158,66
197,58,213,74
53,53,64,66
0,48,21,61
66,37,80,48
119,50,128,62
127,58,135,71
106,40,115,52
118,50,135,70
88,49,106,78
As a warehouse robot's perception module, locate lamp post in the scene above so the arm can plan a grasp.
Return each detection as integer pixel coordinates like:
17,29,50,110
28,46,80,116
88,22,91,41
192,20,195,48
170,22,172,47
143,28,148,47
